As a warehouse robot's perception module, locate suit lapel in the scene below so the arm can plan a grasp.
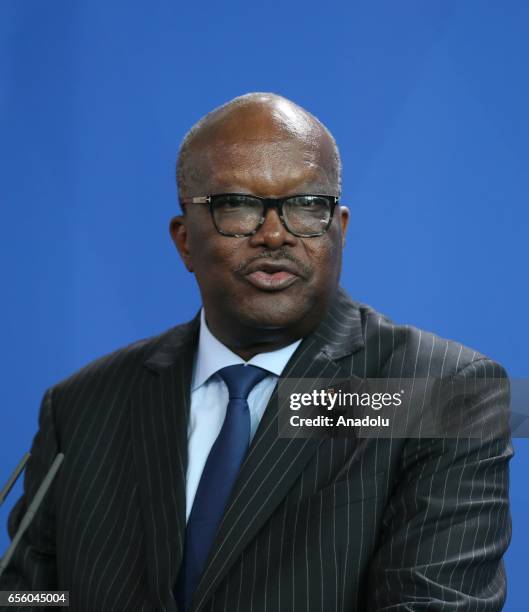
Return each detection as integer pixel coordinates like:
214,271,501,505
191,288,365,611
130,316,199,609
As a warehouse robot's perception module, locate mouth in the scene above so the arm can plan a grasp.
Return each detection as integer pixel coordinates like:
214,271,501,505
242,260,303,292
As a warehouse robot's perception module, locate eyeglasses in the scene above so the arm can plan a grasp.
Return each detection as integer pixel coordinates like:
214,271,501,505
179,193,339,238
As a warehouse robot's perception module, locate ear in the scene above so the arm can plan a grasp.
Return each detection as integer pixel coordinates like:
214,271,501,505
339,205,349,248
169,214,194,272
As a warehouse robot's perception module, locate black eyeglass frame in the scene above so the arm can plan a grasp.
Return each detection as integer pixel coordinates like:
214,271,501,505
179,193,340,238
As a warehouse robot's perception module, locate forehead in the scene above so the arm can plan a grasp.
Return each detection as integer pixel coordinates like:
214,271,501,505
182,103,338,198
198,139,335,197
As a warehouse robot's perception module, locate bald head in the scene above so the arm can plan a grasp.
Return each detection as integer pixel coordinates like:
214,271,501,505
176,93,341,203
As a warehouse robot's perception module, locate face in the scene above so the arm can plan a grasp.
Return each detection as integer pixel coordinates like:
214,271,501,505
170,109,349,350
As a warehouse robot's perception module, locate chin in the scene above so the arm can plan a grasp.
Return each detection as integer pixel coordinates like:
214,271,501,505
236,292,315,331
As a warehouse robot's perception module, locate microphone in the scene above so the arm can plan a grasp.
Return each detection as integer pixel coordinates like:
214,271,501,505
0,453,64,579
0,452,31,508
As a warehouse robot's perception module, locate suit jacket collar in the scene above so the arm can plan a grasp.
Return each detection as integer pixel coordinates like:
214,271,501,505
131,317,199,610
309,286,365,361
132,287,364,611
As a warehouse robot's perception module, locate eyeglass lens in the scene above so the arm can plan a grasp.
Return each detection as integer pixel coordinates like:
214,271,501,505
212,195,332,236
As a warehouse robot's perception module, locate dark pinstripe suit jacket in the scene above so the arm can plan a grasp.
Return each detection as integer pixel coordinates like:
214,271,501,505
1,288,512,611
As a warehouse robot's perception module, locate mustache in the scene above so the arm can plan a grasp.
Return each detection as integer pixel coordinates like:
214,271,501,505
233,249,312,279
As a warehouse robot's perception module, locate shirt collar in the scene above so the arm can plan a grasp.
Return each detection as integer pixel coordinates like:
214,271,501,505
192,308,302,391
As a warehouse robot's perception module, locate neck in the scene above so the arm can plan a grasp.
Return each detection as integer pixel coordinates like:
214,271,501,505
229,340,296,362
203,316,308,362
201,288,337,361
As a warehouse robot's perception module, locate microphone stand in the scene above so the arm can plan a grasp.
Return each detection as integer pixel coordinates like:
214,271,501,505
0,453,64,579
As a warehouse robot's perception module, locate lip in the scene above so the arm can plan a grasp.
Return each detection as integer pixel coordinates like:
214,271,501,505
242,260,303,292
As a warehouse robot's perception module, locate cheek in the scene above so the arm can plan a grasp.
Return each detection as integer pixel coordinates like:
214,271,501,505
187,227,241,282
304,237,342,284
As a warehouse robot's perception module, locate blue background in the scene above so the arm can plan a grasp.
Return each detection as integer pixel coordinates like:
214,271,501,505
1,1,527,608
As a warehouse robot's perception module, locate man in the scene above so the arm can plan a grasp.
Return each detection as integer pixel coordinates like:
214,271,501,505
0,93,511,611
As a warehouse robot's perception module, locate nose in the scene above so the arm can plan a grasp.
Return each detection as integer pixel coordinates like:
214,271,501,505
247,207,297,250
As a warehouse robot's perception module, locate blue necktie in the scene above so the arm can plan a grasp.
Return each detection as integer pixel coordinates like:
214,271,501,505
175,364,269,612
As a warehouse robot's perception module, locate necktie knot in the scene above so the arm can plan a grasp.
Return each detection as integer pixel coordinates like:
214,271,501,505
217,364,269,400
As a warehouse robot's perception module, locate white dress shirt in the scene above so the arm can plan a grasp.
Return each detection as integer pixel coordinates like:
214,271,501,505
185,309,302,521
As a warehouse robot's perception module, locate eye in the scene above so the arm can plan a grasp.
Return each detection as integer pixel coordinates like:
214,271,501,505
215,195,247,209
213,195,264,211
287,196,329,209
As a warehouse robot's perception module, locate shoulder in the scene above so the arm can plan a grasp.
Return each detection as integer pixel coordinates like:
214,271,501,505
48,318,197,415
346,293,502,378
